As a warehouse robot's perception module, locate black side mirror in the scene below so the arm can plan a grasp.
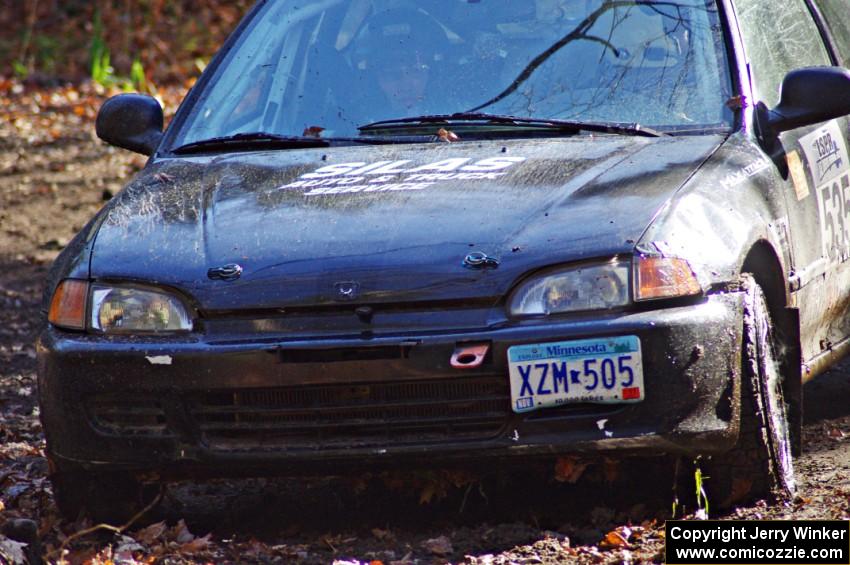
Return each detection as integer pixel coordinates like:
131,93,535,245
95,93,164,156
756,67,850,149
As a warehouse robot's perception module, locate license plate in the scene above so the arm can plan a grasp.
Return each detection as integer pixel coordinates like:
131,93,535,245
508,336,644,413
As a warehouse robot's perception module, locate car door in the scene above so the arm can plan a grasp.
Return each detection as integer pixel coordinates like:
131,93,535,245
804,0,850,359
731,0,850,368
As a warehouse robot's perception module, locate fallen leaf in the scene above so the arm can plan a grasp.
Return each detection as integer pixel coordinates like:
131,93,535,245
599,530,631,549
179,533,213,554
302,126,325,138
0,538,26,564
725,95,746,110
421,535,453,556
372,528,394,541
116,534,144,553
135,521,167,545
390,551,414,565
154,172,175,184
554,457,588,483
419,482,442,505
242,538,270,558
170,519,195,544
436,128,459,142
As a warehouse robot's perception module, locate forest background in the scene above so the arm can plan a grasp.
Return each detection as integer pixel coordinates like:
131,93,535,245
1,1,252,88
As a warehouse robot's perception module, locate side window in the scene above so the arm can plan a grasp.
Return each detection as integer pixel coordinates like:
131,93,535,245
813,0,850,66
734,0,831,107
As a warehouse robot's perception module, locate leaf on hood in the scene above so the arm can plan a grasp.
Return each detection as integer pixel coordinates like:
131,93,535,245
302,126,325,138
153,172,175,184
436,128,459,142
725,95,746,110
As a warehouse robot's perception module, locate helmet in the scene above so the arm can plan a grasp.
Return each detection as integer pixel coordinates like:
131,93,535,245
353,7,449,72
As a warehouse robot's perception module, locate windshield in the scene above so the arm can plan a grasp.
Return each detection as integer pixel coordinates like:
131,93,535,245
172,0,733,147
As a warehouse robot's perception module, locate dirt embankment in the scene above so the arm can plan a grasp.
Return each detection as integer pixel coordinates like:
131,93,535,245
2,80,850,564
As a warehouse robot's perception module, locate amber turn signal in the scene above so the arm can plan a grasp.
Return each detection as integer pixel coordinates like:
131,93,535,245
635,256,702,301
48,280,89,330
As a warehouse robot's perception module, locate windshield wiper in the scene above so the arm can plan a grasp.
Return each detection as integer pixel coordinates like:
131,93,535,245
172,132,332,154
172,131,448,154
358,112,666,138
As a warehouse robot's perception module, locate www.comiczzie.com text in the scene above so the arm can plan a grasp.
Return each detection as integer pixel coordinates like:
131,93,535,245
666,520,849,564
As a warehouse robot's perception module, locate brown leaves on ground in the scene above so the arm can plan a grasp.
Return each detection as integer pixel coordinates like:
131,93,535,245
55,519,213,563
0,79,187,143
134,521,167,546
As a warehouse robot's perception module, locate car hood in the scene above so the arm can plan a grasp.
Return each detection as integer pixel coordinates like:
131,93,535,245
91,135,724,311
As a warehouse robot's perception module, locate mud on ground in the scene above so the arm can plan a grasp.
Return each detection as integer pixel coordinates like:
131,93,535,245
2,81,850,564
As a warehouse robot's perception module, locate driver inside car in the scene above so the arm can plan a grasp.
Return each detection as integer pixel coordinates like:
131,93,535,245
353,7,451,118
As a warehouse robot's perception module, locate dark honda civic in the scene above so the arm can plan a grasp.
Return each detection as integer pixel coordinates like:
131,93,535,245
38,0,850,520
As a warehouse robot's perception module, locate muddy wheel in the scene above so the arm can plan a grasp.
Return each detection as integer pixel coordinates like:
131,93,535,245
50,470,157,524
708,277,795,507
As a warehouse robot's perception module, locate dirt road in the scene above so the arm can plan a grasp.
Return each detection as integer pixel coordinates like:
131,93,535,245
2,83,850,564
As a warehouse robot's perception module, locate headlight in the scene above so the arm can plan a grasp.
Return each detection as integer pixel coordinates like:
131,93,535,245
90,285,193,333
508,260,630,317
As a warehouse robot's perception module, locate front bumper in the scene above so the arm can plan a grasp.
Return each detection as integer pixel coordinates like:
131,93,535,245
38,291,743,477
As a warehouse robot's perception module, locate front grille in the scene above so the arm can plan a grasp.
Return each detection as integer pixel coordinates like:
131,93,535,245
189,377,510,451
86,395,169,436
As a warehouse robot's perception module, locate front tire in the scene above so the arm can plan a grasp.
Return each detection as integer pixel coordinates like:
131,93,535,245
708,276,795,506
